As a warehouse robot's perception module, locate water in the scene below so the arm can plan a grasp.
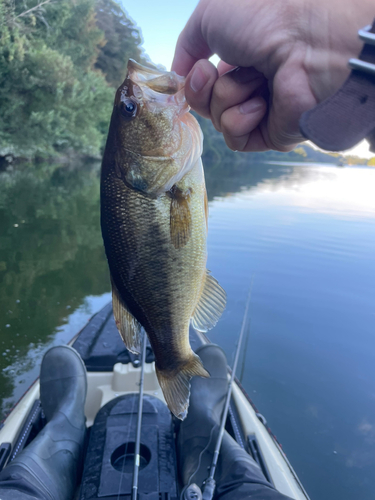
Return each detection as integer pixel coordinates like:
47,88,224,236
0,163,111,415
1,160,375,500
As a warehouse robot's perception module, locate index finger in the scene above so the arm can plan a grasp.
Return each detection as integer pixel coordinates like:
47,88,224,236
171,5,213,76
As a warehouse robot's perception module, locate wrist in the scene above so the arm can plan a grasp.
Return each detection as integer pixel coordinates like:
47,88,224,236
300,0,374,102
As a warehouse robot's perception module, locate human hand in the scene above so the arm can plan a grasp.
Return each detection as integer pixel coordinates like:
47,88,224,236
172,0,373,152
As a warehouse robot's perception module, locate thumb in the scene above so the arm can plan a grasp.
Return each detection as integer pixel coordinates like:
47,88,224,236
171,5,213,76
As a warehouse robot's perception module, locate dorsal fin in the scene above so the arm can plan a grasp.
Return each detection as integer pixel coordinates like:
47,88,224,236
111,277,141,354
192,270,226,332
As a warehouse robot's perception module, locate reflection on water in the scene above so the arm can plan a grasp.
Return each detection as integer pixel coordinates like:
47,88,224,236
1,159,375,500
258,163,375,219
0,163,111,415
205,162,375,500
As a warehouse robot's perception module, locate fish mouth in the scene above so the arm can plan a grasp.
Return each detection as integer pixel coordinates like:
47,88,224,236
127,59,185,96
127,59,166,78
114,60,195,163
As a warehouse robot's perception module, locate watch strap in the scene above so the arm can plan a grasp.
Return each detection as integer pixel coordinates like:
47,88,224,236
299,19,375,152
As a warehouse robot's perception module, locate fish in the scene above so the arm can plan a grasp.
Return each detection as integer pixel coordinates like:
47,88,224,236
100,59,226,419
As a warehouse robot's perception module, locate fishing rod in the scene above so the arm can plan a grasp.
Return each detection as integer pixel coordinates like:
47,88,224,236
201,287,253,500
132,331,147,500
239,319,251,384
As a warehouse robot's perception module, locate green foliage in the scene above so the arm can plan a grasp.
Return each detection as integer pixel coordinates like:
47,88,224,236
40,0,104,70
294,146,307,157
95,0,144,88
344,154,367,165
195,113,360,167
193,113,236,165
0,0,144,160
0,0,26,65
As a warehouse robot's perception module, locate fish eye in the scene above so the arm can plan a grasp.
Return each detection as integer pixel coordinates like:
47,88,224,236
120,99,137,118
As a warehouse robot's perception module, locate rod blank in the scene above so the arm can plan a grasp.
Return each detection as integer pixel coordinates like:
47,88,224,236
132,332,147,500
201,286,252,500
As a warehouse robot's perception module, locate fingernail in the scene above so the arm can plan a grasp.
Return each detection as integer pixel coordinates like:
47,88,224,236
240,97,265,114
190,66,209,92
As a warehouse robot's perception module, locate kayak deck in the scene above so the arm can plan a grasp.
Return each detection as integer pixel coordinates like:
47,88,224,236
0,303,310,500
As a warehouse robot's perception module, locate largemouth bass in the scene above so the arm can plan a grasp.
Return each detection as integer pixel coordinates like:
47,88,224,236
100,59,226,419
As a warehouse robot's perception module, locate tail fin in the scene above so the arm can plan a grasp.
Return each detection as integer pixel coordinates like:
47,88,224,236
156,353,209,420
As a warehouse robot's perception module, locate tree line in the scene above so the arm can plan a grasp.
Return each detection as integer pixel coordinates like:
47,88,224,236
0,0,371,165
0,0,146,161
194,112,370,168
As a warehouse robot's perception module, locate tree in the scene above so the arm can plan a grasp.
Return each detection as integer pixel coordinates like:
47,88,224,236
38,0,105,71
94,0,145,88
0,0,114,159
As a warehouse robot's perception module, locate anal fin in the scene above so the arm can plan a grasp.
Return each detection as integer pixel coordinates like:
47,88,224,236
192,270,226,333
156,353,209,420
111,277,141,354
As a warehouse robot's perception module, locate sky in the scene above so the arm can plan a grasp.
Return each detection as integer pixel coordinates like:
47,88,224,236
122,0,373,159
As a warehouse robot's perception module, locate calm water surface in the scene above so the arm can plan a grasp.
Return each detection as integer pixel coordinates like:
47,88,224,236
1,160,374,500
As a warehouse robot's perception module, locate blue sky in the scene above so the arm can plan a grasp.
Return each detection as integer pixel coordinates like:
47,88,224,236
122,0,199,70
122,0,372,158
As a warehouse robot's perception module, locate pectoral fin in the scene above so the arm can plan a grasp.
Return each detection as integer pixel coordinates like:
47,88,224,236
170,186,192,249
192,270,227,332
155,353,209,420
111,277,141,354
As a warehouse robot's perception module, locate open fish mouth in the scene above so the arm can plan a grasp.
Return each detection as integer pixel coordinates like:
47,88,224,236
110,59,202,192
122,59,188,116
127,59,185,95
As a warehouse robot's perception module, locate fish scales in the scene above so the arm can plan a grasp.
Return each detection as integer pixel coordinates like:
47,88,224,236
101,60,226,419
102,165,206,364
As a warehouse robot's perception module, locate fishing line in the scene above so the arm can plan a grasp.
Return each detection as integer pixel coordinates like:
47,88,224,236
201,279,254,500
132,330,147,500
116,334,144,500
186,424,217,488
116,383,137,500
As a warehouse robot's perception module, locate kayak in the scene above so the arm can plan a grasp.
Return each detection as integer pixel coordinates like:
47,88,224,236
0,302,310,500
